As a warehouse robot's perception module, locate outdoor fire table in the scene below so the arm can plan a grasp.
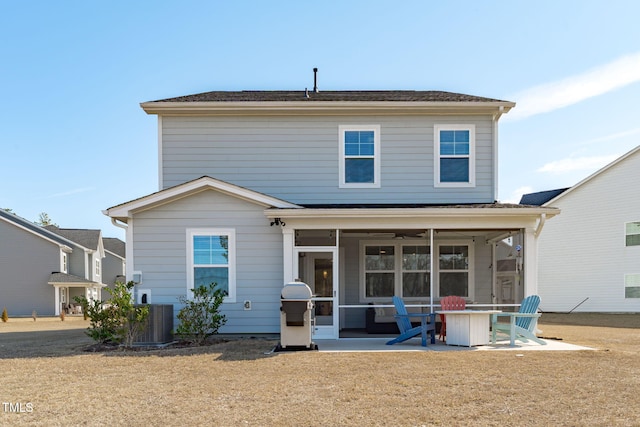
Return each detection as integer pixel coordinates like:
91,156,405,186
436,310,501,347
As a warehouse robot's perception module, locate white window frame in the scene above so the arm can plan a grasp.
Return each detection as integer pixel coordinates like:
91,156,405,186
360,241,430,302
625,221,640,247
186,228,236,303
339,125,381,188
60,250,68,273
95,259,101,278
434,124,476,188
436,242,474,299
625,274,640,299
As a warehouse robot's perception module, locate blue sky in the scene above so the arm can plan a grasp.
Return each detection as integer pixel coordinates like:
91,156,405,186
2,1,639,240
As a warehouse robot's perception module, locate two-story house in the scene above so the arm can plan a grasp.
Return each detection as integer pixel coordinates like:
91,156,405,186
105,89,559,338
0,211,116,316
521,145,640,313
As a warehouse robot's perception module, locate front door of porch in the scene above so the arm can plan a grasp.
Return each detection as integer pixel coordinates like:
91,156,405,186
295,249,338,340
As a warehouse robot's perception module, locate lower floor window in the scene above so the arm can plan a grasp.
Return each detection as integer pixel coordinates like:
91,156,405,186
438,245,470,297
625,274,640,298
187,229,236,302
363,243,430,300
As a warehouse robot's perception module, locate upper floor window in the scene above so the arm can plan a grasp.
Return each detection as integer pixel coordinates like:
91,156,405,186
186,229,236,302
339,125,381,188
95,259,101,277
625,222,640,246
60,251,68,273
434,124,475,187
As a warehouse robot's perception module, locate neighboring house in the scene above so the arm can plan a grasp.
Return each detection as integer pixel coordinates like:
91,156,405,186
0,210,121,316
520,145,640,313
103,237,127,294
105,88,559,338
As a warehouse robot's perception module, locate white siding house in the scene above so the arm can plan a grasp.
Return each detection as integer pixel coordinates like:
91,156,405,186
526,145,640,312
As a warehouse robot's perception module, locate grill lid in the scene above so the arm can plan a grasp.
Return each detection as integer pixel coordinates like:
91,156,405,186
281,281,312,299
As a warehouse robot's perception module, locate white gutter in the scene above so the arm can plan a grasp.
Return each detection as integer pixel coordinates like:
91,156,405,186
141,101,515,116
111,217,128,230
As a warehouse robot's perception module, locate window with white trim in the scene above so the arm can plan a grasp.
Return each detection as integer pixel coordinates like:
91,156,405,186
362,242,430,300
438,244,472,297
187,229,235,302
625,222,640,247
339,125,381,188
625,274,640,298
434,124,475,187
60,251,68,273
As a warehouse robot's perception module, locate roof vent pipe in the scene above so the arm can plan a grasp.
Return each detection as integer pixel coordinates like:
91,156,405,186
313,67,319,93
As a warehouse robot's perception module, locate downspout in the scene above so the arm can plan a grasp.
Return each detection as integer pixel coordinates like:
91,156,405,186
492,106,504,201
534,213,546,238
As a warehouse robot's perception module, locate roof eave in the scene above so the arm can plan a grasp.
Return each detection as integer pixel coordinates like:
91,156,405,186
140,101,515,116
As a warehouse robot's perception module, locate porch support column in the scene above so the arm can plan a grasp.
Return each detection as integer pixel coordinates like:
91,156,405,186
282,228,295,284
53,285,61,316
429,228,434,313
523,227,538,296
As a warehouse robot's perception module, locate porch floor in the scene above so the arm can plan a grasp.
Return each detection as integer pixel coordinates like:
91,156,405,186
315,335,593,352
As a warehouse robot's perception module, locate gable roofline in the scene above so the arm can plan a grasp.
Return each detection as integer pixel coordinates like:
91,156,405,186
542,145,640,206
0,210,74,252
44,225,103,254
103,237,126,259
104,176,302,222
141,90,515,116
519,188,570,206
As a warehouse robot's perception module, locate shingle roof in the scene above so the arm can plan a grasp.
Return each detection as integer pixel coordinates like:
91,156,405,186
103,237,125,258
48,272,100,285
519,189,570,206
44,226,101,250
149,90,510,104
0,210,71,247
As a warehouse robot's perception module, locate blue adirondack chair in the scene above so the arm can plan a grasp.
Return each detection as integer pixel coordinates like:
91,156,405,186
491,295,546,346
386,296,436,347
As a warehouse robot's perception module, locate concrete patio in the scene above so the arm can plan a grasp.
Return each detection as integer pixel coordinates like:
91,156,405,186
314,336,593,352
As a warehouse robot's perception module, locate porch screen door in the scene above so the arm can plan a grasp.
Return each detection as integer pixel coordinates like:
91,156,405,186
295,249,338,339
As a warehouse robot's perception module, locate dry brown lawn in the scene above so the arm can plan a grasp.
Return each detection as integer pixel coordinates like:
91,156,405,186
1,313,639,426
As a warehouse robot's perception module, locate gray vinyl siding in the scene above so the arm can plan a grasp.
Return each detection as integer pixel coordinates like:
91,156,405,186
102,252,124,294
0,221,59,316
66,246,87,281
160,115,496,204
131,189,284,333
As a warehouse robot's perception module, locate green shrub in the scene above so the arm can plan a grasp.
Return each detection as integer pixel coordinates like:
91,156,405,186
75,281,149,347
75,297,119,344
176,283,227,346
1,307,8,322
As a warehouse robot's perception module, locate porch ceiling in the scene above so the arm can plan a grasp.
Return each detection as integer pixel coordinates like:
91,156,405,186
340,229,519,242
